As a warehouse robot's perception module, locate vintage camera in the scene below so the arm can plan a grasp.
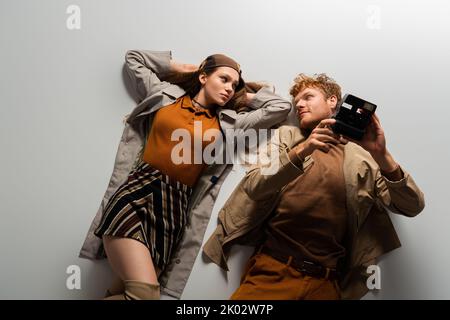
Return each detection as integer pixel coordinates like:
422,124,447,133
331,94,377,140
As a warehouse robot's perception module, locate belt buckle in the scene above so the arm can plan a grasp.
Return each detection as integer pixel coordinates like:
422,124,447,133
299,260,330,279
298,260,320,277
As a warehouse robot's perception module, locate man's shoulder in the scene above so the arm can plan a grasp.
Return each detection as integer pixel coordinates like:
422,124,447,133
277,125,303,147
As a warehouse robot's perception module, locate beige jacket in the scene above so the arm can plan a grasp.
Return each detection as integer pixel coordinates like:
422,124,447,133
79,50,291,298
203,125,425,300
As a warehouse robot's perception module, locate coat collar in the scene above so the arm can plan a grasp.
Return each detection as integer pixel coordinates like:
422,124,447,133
180,95,215,119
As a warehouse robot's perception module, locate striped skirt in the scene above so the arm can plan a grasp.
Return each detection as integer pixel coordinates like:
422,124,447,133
94,160,193,271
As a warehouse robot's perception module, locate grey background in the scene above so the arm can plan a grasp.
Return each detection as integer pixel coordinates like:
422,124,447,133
0,0,448,299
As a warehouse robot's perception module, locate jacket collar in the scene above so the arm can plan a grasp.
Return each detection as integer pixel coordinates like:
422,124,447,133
180,95,215,119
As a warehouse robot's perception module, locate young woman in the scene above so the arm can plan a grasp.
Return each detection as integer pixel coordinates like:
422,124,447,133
79,50,291,299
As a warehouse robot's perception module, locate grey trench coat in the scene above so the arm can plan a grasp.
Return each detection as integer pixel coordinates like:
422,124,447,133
79,50,291,298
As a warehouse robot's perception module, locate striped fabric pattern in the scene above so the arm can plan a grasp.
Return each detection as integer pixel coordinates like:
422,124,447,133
94,160,192,271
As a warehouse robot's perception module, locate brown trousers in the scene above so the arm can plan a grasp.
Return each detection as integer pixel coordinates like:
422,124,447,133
230,253,341,300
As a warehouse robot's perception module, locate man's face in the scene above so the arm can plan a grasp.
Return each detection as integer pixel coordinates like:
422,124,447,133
294,87,337,130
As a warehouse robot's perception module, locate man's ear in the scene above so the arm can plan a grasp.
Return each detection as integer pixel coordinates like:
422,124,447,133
199,72,207,85
328,95,338,112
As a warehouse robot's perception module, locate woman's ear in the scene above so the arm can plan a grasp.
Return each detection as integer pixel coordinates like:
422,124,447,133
198,72,207,86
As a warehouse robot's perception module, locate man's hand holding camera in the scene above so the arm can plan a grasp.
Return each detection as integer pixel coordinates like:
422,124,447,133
352,113,403,180
289,115,403,181
289,118,348,165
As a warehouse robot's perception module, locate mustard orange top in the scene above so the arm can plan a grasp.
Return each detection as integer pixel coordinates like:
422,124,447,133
142,96,221,187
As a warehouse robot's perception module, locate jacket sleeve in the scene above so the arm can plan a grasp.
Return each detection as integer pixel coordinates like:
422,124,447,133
374,166,425,217
124,50,172,102
242,131,313,201
221,86,292,130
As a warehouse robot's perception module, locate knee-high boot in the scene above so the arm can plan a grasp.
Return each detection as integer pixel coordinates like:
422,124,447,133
123,280,160,300
104,280,160,300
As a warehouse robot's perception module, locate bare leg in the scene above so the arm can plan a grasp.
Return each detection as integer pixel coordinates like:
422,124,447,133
103,235,159,284
102,236,160,300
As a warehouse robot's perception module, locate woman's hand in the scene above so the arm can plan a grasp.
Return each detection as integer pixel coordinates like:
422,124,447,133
169,60,198,73
289,118,348,163
246,92,256,105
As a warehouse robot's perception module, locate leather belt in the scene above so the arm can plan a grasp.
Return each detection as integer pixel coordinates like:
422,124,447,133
259,246,340,281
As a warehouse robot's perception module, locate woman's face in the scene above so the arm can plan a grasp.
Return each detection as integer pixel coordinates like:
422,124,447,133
199,67,240,106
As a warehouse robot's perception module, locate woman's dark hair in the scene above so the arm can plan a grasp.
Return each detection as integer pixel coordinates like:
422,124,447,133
162,68,264,114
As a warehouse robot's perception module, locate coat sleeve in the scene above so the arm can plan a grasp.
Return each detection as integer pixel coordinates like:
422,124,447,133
242,128,313,201
124,50,172,102
221,86,292,131
374,166,425,217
